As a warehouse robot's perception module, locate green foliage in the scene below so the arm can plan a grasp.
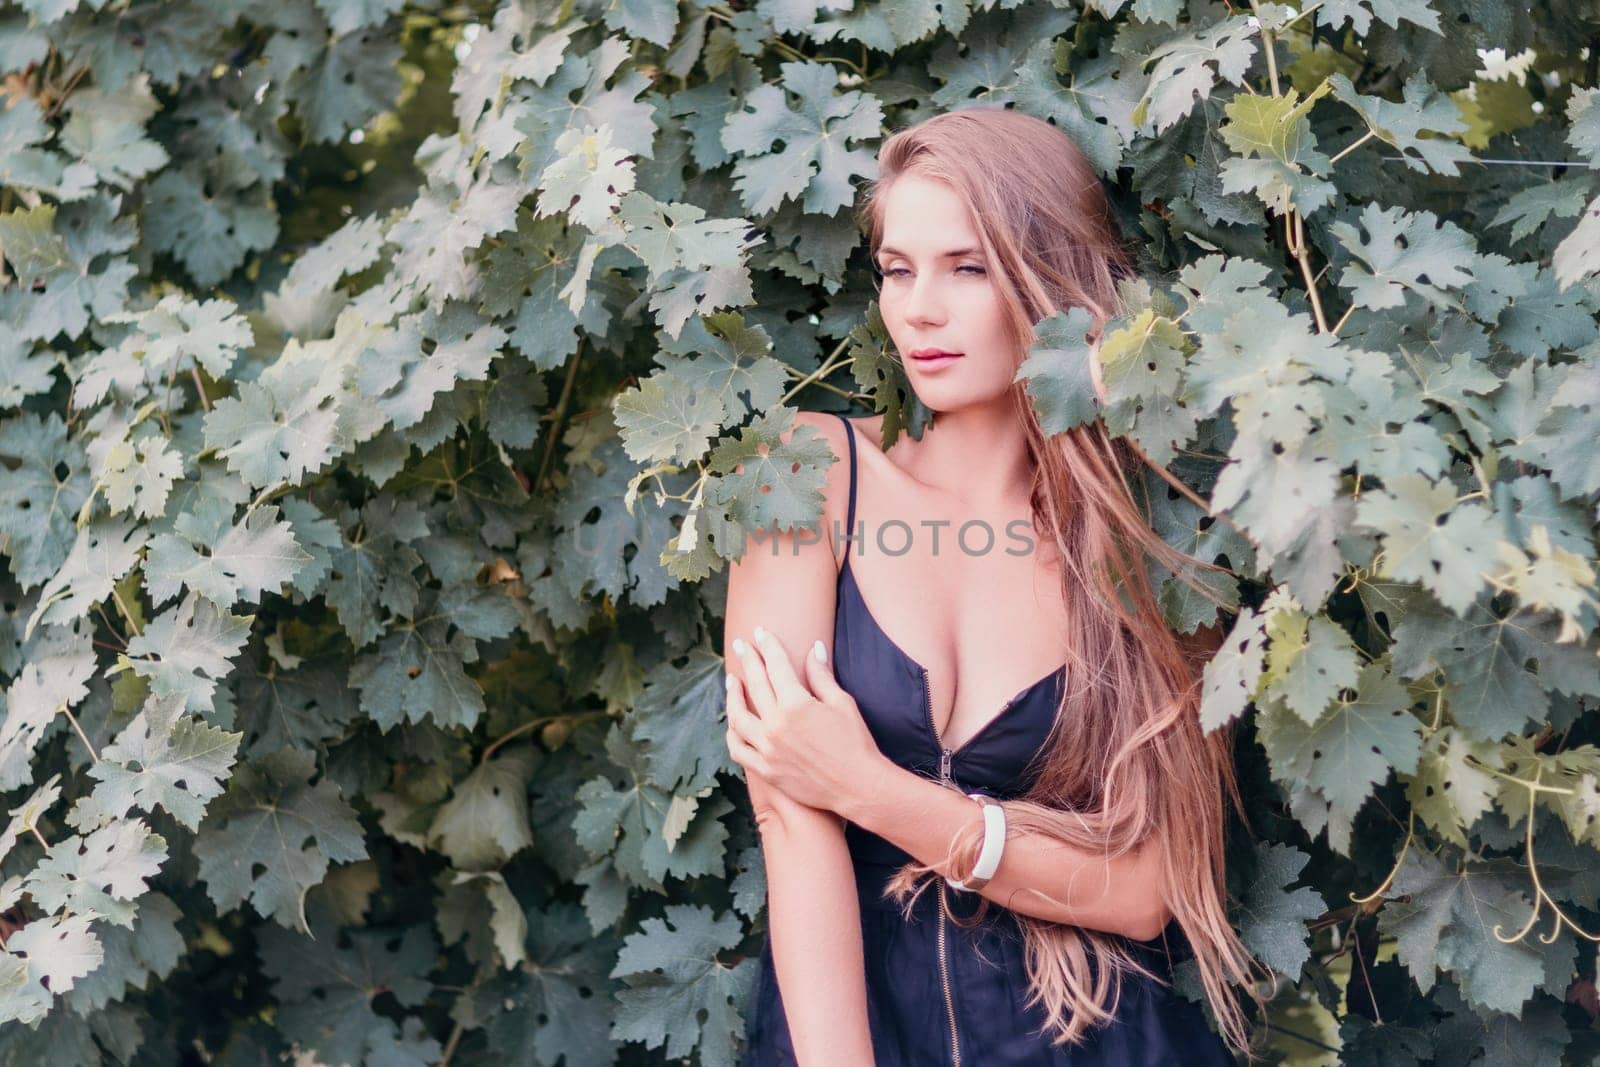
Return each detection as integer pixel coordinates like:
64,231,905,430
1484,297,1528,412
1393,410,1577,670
1,0,1599,1063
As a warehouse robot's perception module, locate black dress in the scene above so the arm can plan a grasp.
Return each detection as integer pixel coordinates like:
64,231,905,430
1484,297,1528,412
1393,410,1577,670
737,413,1237,1065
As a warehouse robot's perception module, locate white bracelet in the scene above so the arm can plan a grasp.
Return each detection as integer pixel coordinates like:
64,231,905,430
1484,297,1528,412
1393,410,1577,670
946,793,1005,893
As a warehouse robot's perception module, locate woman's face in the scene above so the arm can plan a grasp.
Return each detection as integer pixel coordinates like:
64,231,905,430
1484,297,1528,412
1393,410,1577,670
873,175,1015,411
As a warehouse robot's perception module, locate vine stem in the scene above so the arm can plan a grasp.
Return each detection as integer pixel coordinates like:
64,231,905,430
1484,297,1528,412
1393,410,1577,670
1262,1021,1340,1054
190,366,211,411
1290,209,1331,334
704,4,867,77
1257,19,1281,97
1491,763,1600,945
481,718,545,762
1275,0,1326,31
1124,435,1251,539
536,339,584,494
1350,809,1413,906
111,585,143,638
1474,760,1577,797
778,337,854,406
1330,304,1356,336
28,827,47,851
437,961,494,1067
64,707,98,763
42,62,89,121
786,372,857,401
1329,130,1377,166
438,1021,466,1067
481,711,608,765
93,603,128,650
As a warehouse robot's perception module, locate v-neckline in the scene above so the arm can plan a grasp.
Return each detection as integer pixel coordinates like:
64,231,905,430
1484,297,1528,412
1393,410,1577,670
838,559,1067,757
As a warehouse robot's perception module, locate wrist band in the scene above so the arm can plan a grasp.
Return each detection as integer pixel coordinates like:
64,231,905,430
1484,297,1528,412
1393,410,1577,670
946,793,1005,893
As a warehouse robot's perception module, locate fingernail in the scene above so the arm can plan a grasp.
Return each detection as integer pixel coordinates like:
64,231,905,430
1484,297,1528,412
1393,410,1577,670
753,625,767,643
725,673,735,691
732,637,748,655
813,639,827,663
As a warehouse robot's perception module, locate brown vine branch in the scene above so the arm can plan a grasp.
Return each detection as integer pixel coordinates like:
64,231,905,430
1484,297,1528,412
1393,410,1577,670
536,338,585,494
480,711,609,765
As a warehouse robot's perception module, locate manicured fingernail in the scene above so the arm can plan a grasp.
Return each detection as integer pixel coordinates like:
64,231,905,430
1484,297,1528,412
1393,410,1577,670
753,625,767,643
732,637,748,655
813,639,827,663
725,673,735,691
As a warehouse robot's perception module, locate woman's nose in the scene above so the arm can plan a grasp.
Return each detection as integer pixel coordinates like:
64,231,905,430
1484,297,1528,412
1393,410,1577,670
903,274,946,325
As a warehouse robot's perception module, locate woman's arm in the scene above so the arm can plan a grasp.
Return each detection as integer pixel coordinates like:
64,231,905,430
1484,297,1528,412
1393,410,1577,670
723,412,874,1066
837,760,1172,942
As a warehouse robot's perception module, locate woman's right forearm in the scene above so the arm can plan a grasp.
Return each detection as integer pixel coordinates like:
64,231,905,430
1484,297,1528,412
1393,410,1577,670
752,776,876,1065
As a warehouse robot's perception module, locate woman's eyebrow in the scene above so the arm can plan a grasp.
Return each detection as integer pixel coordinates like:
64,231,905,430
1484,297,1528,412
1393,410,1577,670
876,245,985,259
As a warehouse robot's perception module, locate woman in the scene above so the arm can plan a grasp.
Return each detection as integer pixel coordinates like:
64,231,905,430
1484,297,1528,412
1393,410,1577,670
721,108,1269,1065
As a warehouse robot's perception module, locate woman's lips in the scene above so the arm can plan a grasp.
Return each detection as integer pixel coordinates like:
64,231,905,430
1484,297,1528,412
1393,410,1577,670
909,350,964,365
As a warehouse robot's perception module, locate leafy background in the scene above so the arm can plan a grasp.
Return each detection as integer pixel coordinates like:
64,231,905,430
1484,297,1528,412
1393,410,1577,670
1,0,1599,1063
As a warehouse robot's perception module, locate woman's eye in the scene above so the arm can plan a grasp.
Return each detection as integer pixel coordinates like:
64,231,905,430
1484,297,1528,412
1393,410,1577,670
877,265,985,278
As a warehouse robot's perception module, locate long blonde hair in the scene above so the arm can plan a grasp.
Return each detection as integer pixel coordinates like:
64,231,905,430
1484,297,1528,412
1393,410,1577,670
854,106,1272,1057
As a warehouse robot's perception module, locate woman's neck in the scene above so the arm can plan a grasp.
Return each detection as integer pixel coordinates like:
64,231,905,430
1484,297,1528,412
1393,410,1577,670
894,399,1034,511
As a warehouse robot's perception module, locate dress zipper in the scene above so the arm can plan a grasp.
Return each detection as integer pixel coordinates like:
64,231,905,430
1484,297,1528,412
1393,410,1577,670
924,666,962,1067
925,666,1026,1065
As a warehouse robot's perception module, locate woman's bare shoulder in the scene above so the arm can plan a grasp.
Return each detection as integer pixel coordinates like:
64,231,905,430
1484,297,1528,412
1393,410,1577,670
724,411,852,667
784,410,853,575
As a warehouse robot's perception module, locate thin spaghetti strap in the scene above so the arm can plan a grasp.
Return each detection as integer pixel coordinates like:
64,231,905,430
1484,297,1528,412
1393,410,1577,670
832,412,858,559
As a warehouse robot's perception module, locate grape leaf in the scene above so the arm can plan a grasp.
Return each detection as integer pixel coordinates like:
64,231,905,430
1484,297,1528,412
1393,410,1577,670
194,748,368,931
61,891,184,1015
89,692,243,831
1199,603,1267,733
704,405,836,546
537,123,637,233
0,914,102,1025
1326,72,1472,176
0,629,95,790
1316,0,1441,35
1552,194,1600,291
0,412,93,589
1258,662,1422,852
25,516,148,635
27,817,168,928
1260,606,1363,723
1355,473,1500,615
1329,203,1478,311
257,908,436,1067
1236,842,1324,981
628,648,740,793
1133,14,1258,134
470,900,623,1066
614,365,729,466
124,592,254,717
426,749,535,871
1015,306,1101,434
1405,727,1500,848
609,903,757,1067
1383,848,1573,1017
1218,83,1338,215
573,725,732,892
721,60,882,216
144,502,312,609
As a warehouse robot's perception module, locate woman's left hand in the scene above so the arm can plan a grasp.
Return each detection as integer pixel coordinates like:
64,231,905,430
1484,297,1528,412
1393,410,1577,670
725,626,884,815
